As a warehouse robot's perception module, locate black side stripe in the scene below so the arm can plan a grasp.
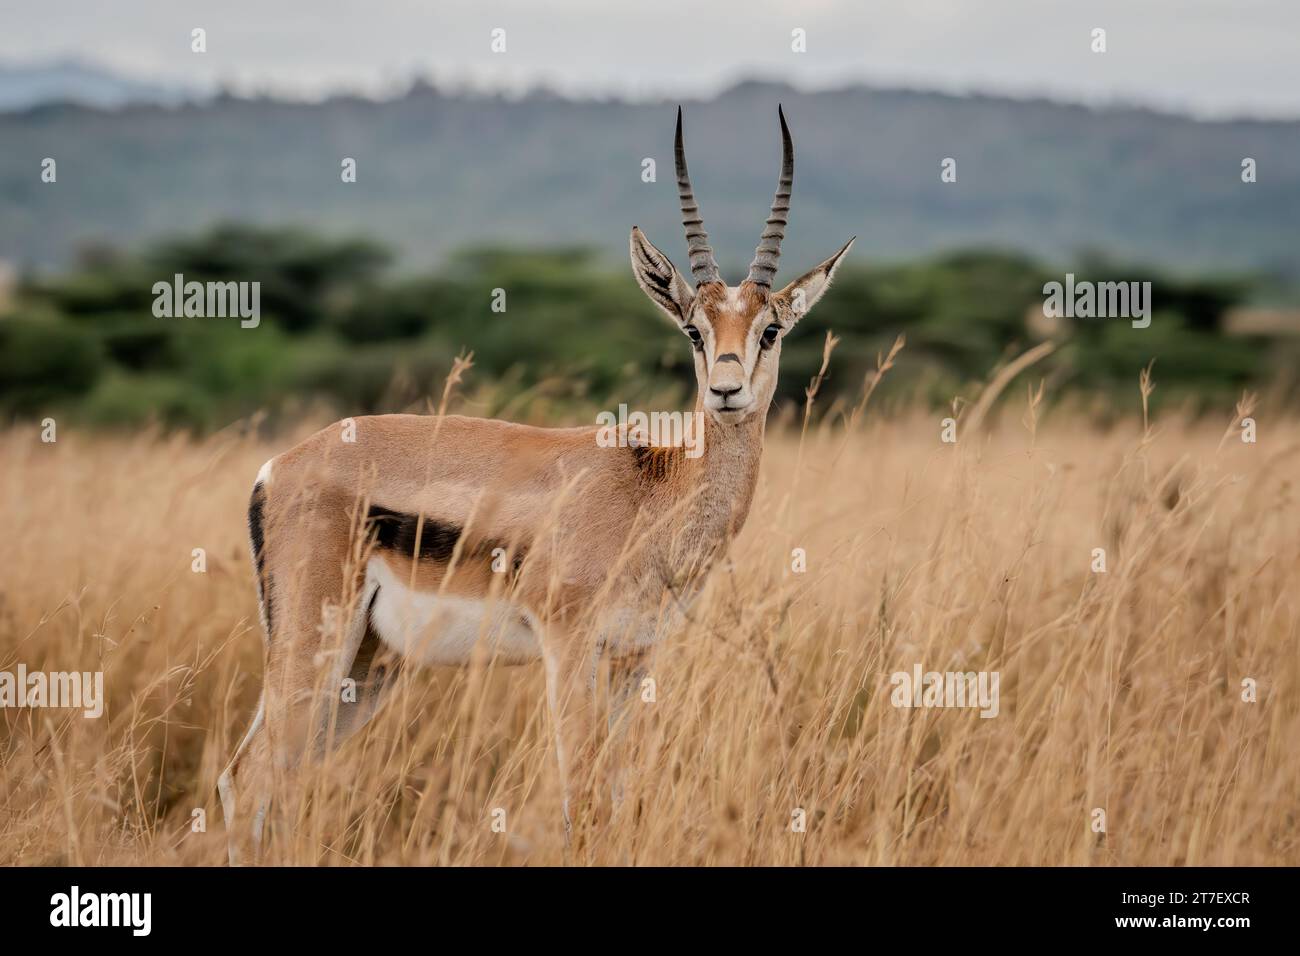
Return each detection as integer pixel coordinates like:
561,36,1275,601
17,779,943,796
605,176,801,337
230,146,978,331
366,505,526,572
367,505,462,561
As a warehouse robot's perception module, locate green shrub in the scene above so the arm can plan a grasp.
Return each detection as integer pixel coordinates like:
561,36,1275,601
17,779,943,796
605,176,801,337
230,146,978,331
0,315,104,414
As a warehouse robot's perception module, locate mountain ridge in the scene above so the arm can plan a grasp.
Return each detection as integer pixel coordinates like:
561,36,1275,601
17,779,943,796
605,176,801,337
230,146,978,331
3,75,1297,275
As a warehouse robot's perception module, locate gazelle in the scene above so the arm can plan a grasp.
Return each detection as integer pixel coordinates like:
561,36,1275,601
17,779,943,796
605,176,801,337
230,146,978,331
218,105,854,864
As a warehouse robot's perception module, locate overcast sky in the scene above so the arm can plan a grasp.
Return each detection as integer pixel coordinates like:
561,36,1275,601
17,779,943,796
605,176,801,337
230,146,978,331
3,0,1298,118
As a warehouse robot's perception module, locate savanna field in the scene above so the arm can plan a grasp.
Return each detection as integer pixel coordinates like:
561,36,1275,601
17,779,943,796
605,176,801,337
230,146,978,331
1,373,1297,866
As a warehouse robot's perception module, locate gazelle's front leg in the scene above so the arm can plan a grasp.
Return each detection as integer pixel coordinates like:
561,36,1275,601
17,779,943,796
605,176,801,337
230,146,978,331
607,648,651,808
542,627,601,844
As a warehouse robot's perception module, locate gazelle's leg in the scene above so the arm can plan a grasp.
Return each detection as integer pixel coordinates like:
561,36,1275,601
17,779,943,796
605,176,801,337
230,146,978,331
542,626,601,844
314,574,391,754
328,607,399,747
607,648,651,808
218,693,267,866
221,495,382,865
219,614,324,865
221,588,393,865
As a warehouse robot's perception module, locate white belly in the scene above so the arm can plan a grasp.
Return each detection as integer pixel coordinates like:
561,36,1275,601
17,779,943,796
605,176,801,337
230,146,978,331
366,558,542,666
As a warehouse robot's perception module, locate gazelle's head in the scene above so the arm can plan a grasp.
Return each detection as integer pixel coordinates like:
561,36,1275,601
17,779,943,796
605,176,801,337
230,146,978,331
631,106,853,425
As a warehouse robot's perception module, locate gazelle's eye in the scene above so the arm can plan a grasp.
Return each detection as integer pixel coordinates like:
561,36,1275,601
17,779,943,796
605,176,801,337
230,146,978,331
761,323,782,348
684,325,703,349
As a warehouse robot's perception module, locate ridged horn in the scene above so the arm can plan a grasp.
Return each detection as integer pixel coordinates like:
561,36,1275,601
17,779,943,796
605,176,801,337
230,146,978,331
675,106,722,286
746,104,793,289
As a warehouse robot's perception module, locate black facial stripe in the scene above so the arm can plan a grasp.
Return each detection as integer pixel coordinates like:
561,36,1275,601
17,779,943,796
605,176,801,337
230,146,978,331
716,352,742,366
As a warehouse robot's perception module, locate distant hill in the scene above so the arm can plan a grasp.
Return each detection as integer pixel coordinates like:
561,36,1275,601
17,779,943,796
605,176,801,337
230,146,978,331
0,60,200,111
2,78,1298,276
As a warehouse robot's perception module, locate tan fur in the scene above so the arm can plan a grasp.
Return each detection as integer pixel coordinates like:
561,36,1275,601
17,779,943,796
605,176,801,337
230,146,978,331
219,115,855,864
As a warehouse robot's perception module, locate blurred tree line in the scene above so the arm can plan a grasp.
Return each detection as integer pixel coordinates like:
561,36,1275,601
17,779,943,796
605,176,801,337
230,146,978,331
0,224,1293,430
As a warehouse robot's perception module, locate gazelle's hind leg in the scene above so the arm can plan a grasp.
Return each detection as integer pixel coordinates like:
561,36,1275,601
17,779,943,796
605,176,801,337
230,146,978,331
323,580,400,750
220,552,393,865
217,694,267,865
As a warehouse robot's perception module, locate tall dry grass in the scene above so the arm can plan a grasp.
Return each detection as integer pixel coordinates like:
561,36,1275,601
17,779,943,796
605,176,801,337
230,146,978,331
1,386,1297,865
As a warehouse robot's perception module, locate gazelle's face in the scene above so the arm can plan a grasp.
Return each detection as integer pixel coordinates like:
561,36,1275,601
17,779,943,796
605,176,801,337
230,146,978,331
685,282,775,423
630,228,854,426
628,106,853,426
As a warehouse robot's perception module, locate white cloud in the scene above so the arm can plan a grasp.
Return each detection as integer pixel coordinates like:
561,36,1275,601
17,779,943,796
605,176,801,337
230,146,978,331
0,0,1296,117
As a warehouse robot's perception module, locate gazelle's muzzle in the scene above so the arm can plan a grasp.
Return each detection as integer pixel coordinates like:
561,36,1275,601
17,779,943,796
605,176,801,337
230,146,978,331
705,353,753,419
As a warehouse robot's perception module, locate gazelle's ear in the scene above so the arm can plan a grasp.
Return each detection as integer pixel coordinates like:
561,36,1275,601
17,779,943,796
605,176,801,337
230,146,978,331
771,237,855,326
630,226,695,325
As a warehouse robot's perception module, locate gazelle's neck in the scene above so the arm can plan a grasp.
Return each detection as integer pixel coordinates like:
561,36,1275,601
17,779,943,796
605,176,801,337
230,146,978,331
682,397,767,540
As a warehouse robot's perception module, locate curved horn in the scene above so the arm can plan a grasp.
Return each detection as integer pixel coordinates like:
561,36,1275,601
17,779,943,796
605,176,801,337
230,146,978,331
746,104,793,289
675,106,722,286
